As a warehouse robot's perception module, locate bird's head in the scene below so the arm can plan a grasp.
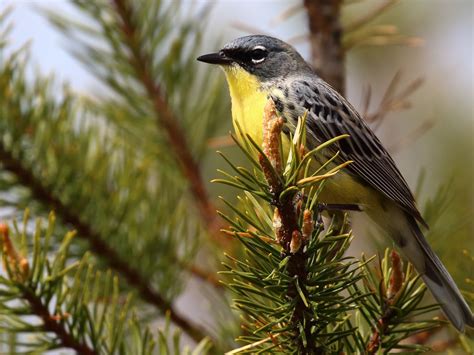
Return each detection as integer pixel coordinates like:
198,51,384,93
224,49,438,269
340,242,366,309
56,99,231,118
197,35,311,83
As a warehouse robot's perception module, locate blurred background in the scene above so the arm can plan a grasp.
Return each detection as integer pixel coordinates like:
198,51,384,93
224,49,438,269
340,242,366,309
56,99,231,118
1,0,473,352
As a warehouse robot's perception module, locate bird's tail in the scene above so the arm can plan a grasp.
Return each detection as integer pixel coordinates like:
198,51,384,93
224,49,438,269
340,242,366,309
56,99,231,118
367,202,473,332
404,214,474,332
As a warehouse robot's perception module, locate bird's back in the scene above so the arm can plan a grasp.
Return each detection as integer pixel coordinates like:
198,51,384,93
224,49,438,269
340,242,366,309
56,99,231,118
268,74,427,226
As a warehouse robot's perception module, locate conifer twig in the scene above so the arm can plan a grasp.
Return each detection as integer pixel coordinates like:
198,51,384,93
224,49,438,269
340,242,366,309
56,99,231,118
367,250,404,354
365,72,424,128
218,98,434,352
260,101,298,250
22,288,97,355
111,0,223,242
260,100,320,352
110,0,227,290
0,142,208,343
0,224,97,355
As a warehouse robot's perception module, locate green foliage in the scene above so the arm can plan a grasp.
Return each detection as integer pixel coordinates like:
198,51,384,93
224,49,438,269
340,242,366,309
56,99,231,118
0,211,211,354
44,0,228,163
0,2,224,351
0,18,194,299
350,250,442,353
0,1,469,353
220,216,364,353
216,114,442,353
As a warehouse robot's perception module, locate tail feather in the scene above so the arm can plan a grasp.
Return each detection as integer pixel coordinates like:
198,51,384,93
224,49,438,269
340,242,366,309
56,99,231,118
405,213,474,332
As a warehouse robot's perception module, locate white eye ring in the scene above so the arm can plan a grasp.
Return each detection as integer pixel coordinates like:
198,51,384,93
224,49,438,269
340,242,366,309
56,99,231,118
251,45,267,64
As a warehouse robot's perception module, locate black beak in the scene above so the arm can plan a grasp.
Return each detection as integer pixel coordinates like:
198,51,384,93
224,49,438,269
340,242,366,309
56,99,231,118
197,51,232,65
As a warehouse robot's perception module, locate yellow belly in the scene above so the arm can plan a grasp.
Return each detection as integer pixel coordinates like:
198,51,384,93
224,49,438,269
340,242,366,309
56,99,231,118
222,65,377,209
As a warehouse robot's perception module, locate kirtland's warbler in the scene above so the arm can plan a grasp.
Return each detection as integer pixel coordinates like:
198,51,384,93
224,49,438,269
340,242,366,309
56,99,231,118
197,35,473,332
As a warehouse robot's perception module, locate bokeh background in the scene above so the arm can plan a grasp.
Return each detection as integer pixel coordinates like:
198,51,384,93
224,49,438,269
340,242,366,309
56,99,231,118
2,0,473,351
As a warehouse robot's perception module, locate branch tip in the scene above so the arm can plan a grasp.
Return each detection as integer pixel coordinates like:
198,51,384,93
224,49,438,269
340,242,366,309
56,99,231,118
290,230,303,254
262,99,284,175
387,249,403,301
0,223,29,282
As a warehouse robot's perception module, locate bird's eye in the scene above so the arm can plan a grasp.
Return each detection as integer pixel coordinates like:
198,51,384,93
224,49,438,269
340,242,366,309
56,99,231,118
250,46,268,64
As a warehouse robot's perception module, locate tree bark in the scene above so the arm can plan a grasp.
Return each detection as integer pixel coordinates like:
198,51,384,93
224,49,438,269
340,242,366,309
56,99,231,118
304,0,345,95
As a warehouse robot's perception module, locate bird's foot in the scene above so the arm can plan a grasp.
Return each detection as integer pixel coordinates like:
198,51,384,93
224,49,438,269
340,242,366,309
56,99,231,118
315,203,362,233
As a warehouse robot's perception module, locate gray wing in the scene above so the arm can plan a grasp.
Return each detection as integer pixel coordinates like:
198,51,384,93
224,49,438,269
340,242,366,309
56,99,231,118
282,78,427,227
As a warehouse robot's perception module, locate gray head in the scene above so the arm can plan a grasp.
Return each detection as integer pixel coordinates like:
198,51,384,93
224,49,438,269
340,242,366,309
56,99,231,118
197,35,312,81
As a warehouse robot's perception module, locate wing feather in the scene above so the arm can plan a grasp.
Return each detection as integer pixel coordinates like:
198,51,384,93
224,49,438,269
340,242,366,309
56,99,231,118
288,78,427,227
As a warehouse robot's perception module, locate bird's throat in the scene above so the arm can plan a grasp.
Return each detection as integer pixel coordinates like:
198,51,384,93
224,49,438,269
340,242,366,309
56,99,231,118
222,65,269,147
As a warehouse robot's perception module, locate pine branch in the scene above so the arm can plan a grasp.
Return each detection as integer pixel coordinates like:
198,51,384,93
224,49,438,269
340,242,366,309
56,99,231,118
21,288,97,355
352,249,443,354
304,0,345,94
364,72,424,127
217,99,445,353
111,0,222,241
218,100,364,353
0,222,96,354
0,217,212,354
366,252,401,354
43,0,230,287
0,140,208,343
358,72,435,154
0,7,222,342
259,102,314,352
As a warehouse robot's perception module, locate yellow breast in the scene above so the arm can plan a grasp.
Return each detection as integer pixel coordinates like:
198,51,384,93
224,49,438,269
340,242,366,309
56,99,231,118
221,65,374,208
223,65,269,147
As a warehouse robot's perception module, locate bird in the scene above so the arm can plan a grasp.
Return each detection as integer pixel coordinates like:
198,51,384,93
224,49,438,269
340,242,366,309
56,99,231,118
197,35,473,332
